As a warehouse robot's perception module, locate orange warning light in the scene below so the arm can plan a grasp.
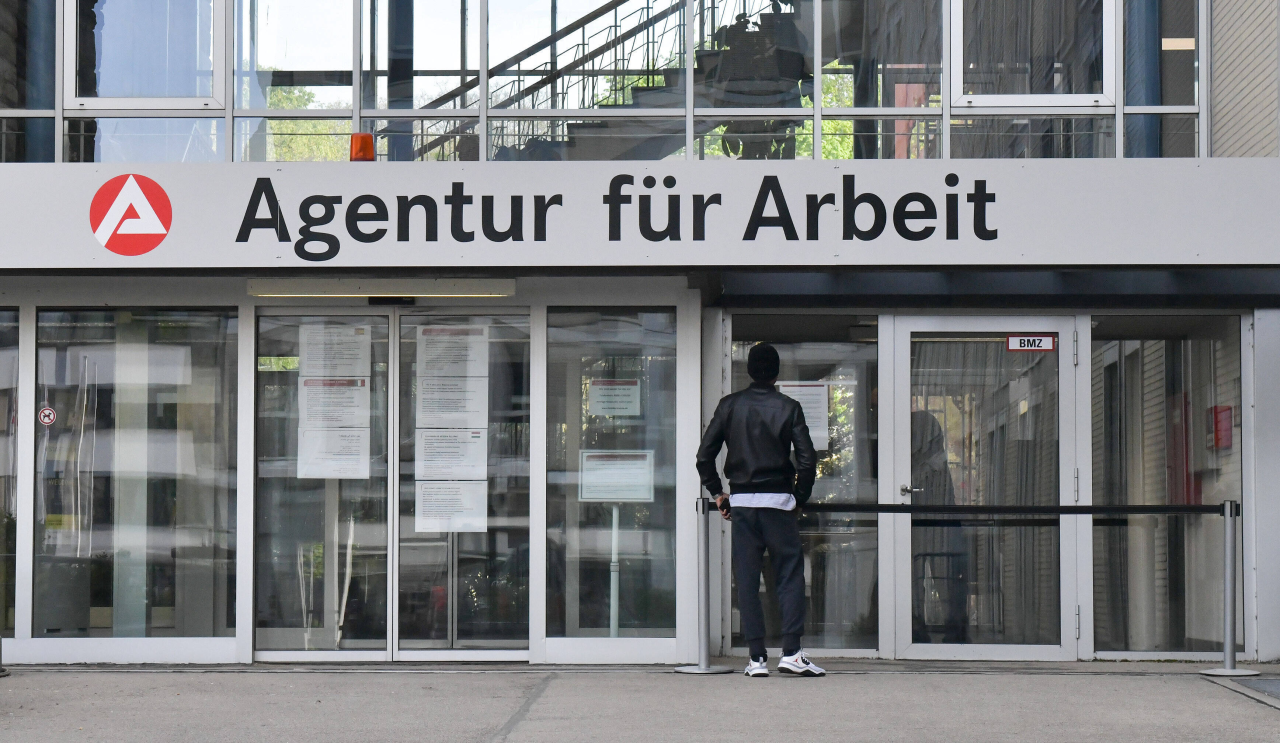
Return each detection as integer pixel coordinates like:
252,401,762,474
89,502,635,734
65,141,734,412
350,133,375,162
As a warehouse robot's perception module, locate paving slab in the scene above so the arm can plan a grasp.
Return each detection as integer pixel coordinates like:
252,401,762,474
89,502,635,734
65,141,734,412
0,662,1277,743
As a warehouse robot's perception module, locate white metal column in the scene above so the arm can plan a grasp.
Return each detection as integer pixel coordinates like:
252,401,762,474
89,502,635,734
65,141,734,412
528,304,549,663
235,303,256,662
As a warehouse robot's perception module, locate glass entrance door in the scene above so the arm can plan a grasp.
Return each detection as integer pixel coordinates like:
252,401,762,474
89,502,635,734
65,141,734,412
893,317,1078,660
727,314,881,653
254,309,531,658
392,312,530,656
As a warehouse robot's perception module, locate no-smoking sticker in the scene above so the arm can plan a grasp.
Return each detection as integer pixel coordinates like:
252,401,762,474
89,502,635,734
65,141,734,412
38,407,56,426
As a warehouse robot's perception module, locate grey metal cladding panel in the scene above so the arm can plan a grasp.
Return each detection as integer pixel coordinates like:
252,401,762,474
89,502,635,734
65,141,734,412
1211,0,1280,156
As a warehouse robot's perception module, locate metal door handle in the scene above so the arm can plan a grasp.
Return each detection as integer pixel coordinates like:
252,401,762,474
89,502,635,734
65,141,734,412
900,485,923,496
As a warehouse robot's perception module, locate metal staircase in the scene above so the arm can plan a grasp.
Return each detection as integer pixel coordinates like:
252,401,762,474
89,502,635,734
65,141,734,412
376,0,815,161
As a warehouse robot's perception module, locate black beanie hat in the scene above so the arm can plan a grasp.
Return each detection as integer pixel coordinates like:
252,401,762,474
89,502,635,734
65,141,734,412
747,343,780,382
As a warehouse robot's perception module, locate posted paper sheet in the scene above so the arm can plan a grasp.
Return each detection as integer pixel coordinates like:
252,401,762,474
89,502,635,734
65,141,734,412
587,378,641,416
299,324,372,377
297,428,371,479
416,326,489,377
415,481,488,533
579,450,655,502
416,377,490,429
415,428,487,480
777,382,830,450
298,377,370,428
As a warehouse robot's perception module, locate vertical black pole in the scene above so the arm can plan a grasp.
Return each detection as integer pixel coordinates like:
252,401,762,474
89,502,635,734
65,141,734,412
387,0,415,160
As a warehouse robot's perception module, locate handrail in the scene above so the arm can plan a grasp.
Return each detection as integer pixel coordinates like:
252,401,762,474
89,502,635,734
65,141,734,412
799,503,1228,515
679,497,1250,676
420,0,631,110
491,0,685,110
409,0,683,157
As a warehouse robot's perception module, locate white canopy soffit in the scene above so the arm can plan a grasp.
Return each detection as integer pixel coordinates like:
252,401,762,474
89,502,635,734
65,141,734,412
0,160,1274,269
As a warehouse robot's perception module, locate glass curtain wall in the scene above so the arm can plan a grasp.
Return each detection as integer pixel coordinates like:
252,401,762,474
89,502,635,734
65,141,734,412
909,333,1060,645
546,309,677,638
488,0,686,110
362,0,479,110
24,0,1171,160
951,116,1115,158
397,315,530,649
32,309,237,638
0,312,16,637
0,0,55,161
1123,0,1197,157
486,0,686,160
730,315,878,650
235,0,353,161
64,118,224,163
1091,316,1242,651
821,0,941,109
255,316,389,651
961,0,1103,96
0,0,55,108
360,0,481,162
75,0,216,99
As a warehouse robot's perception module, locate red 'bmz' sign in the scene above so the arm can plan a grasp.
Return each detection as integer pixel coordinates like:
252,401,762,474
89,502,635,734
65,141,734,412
1006,335,1056,352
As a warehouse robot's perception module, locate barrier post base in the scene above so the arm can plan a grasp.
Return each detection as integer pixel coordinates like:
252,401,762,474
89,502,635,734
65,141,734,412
674,664,733,674
1200,668,1260,677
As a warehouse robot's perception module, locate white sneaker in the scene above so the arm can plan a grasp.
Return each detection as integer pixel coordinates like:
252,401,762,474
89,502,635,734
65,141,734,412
777,651,825,677
743,658,769,677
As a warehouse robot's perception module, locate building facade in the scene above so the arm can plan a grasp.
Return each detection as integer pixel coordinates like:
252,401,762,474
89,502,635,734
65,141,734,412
0,0,1279,665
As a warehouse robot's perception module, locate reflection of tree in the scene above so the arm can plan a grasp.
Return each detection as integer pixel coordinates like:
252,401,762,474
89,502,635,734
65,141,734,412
817,383,856,482
246,80,351,162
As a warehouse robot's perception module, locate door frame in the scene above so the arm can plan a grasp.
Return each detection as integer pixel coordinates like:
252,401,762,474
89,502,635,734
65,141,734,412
531,277,703,665
890,314,1084,661
251,305,398,663
391,306,534,662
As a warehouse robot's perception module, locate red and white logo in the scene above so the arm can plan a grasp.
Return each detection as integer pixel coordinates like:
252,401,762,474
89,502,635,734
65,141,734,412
89,174,172,256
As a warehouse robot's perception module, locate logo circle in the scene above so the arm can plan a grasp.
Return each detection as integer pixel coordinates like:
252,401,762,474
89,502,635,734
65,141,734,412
38,407,56,426
89,174,173,256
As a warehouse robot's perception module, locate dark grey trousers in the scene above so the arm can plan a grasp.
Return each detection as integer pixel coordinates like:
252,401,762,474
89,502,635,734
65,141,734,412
732,505,805,657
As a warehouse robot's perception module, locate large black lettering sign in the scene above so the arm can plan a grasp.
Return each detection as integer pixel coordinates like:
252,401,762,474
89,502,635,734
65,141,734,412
236,173,997,261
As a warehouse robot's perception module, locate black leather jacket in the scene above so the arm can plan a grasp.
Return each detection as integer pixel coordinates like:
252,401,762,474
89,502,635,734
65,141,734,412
696,381,818,505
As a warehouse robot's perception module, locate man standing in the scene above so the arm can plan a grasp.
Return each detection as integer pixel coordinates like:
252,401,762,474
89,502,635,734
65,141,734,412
696,343,824,678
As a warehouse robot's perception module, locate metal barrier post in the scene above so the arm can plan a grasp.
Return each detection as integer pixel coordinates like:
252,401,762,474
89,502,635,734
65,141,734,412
1202,500,1257,677
675,496,732,674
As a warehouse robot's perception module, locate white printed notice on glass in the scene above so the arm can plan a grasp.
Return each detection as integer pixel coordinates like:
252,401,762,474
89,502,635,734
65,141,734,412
416,377,489,429
299,324,372,377
297,428,371,479
298,377,370,428
415,428,487,480
776,382,831,451
417,326,489,377
579,450,654,502
415,481,487,533
587,378,641,416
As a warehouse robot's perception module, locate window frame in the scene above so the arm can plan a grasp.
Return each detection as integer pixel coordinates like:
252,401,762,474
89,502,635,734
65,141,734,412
948,0,1116,109
62,0,228,111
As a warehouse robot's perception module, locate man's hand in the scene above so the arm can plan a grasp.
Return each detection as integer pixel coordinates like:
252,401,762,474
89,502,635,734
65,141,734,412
715,495,731,521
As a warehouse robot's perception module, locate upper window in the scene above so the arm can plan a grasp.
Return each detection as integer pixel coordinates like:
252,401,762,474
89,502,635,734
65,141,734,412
952,0,1113,107
68,0,225,109
489,0,685,110
361,0,479,111
235,0,352,110
1124,0,1195,107
1,0,56,109
822,0,942,109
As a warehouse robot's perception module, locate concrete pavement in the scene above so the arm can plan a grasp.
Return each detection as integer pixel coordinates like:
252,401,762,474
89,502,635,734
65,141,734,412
1,660,1278,742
